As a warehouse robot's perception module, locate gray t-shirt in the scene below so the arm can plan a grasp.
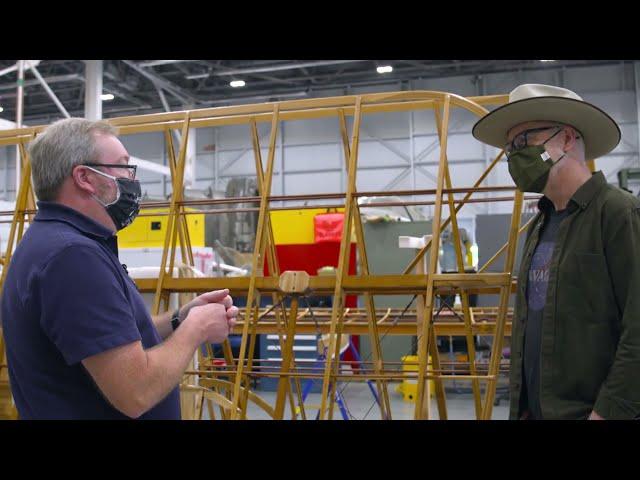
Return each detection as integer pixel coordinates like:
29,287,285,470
523,207,569,419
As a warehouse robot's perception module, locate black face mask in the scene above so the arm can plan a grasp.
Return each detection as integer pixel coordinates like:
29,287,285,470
87,167,142,230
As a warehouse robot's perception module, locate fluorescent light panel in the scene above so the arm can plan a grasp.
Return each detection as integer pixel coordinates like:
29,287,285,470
186,73,209,79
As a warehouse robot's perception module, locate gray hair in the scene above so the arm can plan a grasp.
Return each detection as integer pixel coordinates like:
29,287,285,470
28,118,118,201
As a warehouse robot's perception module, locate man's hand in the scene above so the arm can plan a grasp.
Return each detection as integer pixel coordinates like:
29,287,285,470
182,303,233,344
179,289,239,327
588,410,605,420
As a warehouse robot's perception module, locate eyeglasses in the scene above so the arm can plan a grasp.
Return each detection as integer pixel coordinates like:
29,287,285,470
504,126,563,155
84,162,137,180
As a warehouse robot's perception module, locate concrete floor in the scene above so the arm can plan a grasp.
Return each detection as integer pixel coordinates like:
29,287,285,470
211,381,510,420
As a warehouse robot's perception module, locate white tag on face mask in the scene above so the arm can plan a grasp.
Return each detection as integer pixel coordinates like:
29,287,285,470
540,151,551,161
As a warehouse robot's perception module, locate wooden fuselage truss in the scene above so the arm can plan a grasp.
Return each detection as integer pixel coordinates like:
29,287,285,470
0,90,580,420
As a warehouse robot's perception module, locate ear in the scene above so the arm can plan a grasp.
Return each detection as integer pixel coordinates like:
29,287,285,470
562,127,579,152
71,165,98,195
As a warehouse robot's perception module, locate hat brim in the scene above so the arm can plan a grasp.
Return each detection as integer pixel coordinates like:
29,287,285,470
472,96,621,160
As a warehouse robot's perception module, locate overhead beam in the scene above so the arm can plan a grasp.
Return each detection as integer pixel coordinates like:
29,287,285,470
0,60,40,78
209,60,367,76
121,60,198,105
28,64,71,119
155,84,171,112
138,60,201,68
102,85,152,109
0,74,82,92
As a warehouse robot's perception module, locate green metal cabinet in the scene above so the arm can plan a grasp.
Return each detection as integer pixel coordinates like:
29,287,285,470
358,221,432,363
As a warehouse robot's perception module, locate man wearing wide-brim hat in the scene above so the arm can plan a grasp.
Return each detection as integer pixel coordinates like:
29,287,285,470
473,84,640,420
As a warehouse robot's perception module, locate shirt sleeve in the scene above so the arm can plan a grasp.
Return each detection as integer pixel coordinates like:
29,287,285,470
37,244,142,365
594,206,640,419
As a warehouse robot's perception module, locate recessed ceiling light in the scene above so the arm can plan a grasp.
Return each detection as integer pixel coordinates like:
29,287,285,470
377,65,393,74
540,60,556,62
0,107,3,113
100,94,115,101
230,80,246,88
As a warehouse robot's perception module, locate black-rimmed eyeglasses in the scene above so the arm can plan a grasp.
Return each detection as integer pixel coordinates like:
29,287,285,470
504,126,563,155
84,163,137,180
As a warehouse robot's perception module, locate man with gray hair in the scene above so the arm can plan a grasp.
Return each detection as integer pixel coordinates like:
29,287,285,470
473,84,640,420
1,118,238,419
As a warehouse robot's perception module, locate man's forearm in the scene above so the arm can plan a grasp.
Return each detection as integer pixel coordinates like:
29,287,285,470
131,325,199,417
151,310,174,340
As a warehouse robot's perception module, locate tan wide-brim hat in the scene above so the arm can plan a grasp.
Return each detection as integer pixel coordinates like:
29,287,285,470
472,84,621,160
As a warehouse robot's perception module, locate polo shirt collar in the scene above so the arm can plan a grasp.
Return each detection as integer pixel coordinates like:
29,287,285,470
35,201,115,240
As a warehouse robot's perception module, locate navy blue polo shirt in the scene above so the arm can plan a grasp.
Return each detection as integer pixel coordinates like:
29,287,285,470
1,201,181,419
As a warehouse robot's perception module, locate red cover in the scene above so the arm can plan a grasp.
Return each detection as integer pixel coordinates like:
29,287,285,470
263,242,361,367
314,213,345,243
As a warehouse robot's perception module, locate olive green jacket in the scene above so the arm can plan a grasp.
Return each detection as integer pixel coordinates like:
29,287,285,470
509,171,640,420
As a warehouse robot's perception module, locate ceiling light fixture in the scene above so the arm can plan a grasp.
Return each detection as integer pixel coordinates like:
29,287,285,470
377,65,393,74
230,80,246,88
100,93,115,101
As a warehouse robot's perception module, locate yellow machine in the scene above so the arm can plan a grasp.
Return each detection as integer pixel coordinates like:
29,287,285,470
269,208,343,245
117,207,205,248
396,355,434,402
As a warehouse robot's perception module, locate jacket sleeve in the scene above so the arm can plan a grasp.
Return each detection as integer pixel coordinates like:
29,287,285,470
594,205,640,419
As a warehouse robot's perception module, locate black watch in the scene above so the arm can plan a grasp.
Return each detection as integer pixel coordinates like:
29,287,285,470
170,309,181,331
